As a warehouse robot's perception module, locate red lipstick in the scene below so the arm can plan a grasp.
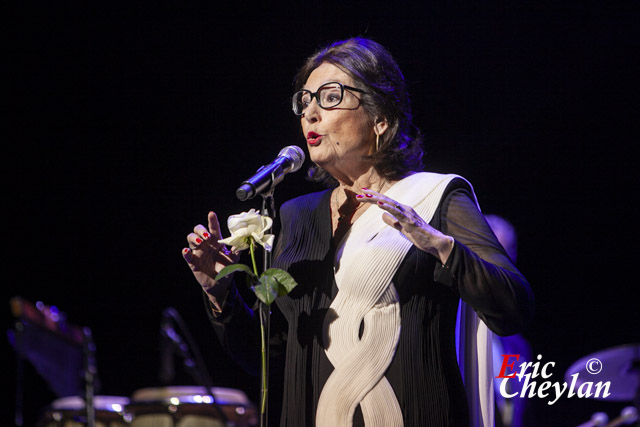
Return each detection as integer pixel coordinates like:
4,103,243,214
307,131,322,146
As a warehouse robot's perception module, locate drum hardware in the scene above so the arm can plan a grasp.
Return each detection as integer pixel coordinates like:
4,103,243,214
568,343,640,427
127,386,258,426
8,299,258,426
576,412,609,427
83,326,99,427
37,395,132,427
8,296,100,427
605,406,638,426
158,307,229,423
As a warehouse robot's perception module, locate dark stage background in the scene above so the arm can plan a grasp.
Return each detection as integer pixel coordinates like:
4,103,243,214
5,2,638,426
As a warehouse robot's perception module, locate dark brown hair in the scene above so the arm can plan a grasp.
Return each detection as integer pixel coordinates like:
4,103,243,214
294,37,424,186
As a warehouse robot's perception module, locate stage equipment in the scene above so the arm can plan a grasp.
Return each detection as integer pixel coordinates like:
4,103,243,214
576,412,609,427
605,406,638,426
8,297,99,427
158,307,230,423
568,343,640,427
37,396,132,427
234,154,282,427
126,386,257,427
235,145,305,201
565,343,639,403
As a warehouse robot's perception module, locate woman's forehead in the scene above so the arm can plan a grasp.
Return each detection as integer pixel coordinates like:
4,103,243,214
303,63,353,90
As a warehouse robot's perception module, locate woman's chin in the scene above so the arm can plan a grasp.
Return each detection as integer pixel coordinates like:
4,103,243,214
308,150,332,167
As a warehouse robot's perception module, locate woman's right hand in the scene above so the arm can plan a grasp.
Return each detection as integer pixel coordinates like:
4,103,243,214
182,211,240,310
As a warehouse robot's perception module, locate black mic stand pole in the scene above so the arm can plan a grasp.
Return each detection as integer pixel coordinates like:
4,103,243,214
12,320,25,427
82,327,97,427
161,308,229,424
175,341,229,424
259,189,275,427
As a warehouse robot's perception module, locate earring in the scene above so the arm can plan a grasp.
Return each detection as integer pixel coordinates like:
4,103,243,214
375,133,380,152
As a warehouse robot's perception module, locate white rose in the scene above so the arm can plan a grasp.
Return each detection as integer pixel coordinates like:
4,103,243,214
218,209,275,252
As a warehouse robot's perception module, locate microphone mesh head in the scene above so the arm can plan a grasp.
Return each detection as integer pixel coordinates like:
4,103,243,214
278,145,305,172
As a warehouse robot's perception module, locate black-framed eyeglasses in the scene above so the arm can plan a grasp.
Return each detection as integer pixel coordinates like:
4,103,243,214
292,81,366,116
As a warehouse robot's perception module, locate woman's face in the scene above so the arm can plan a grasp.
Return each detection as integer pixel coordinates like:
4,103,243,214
300,62,376,177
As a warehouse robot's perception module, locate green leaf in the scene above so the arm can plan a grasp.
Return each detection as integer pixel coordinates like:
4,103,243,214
261,268,298,296
251,275,279,306
215,263,257,282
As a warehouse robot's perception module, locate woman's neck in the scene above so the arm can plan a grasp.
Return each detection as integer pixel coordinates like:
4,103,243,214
332,169,392,215
334,167,386,197
330,169,386,239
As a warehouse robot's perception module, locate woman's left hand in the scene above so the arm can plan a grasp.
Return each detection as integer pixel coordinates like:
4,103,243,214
357,189,455,264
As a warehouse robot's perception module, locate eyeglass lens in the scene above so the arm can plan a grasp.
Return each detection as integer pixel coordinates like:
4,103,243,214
293,83,343,115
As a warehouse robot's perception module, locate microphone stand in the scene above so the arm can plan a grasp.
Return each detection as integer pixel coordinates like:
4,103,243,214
12,321,25,426
82,327,97,427
161,308,229,424
259,189,275,427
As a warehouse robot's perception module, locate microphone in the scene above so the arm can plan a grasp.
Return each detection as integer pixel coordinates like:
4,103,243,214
236,145,305,201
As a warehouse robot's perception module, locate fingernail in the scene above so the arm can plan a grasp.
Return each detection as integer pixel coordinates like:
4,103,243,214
356,194,364,198
195,238,202,244
183,248,189,254
362,187,369,190
203,232,210,239
378,201,385,205
365,193,373,197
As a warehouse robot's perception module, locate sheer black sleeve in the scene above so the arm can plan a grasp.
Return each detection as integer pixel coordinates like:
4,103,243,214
204,284,262,376
433,186,535,336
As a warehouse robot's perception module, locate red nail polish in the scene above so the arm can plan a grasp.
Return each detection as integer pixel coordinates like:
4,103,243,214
203,232,210,239
378,201,385,205
366,193,373,197
356,194,364,198
183,248,189,254
362,187,369,190
195,238,202,244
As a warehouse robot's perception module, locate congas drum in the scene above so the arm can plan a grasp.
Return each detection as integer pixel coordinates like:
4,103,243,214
37,395,132,427
127,386,257,427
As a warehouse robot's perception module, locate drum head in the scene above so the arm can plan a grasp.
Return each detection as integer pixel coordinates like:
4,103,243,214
38,395,131,427
128,386,257,427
